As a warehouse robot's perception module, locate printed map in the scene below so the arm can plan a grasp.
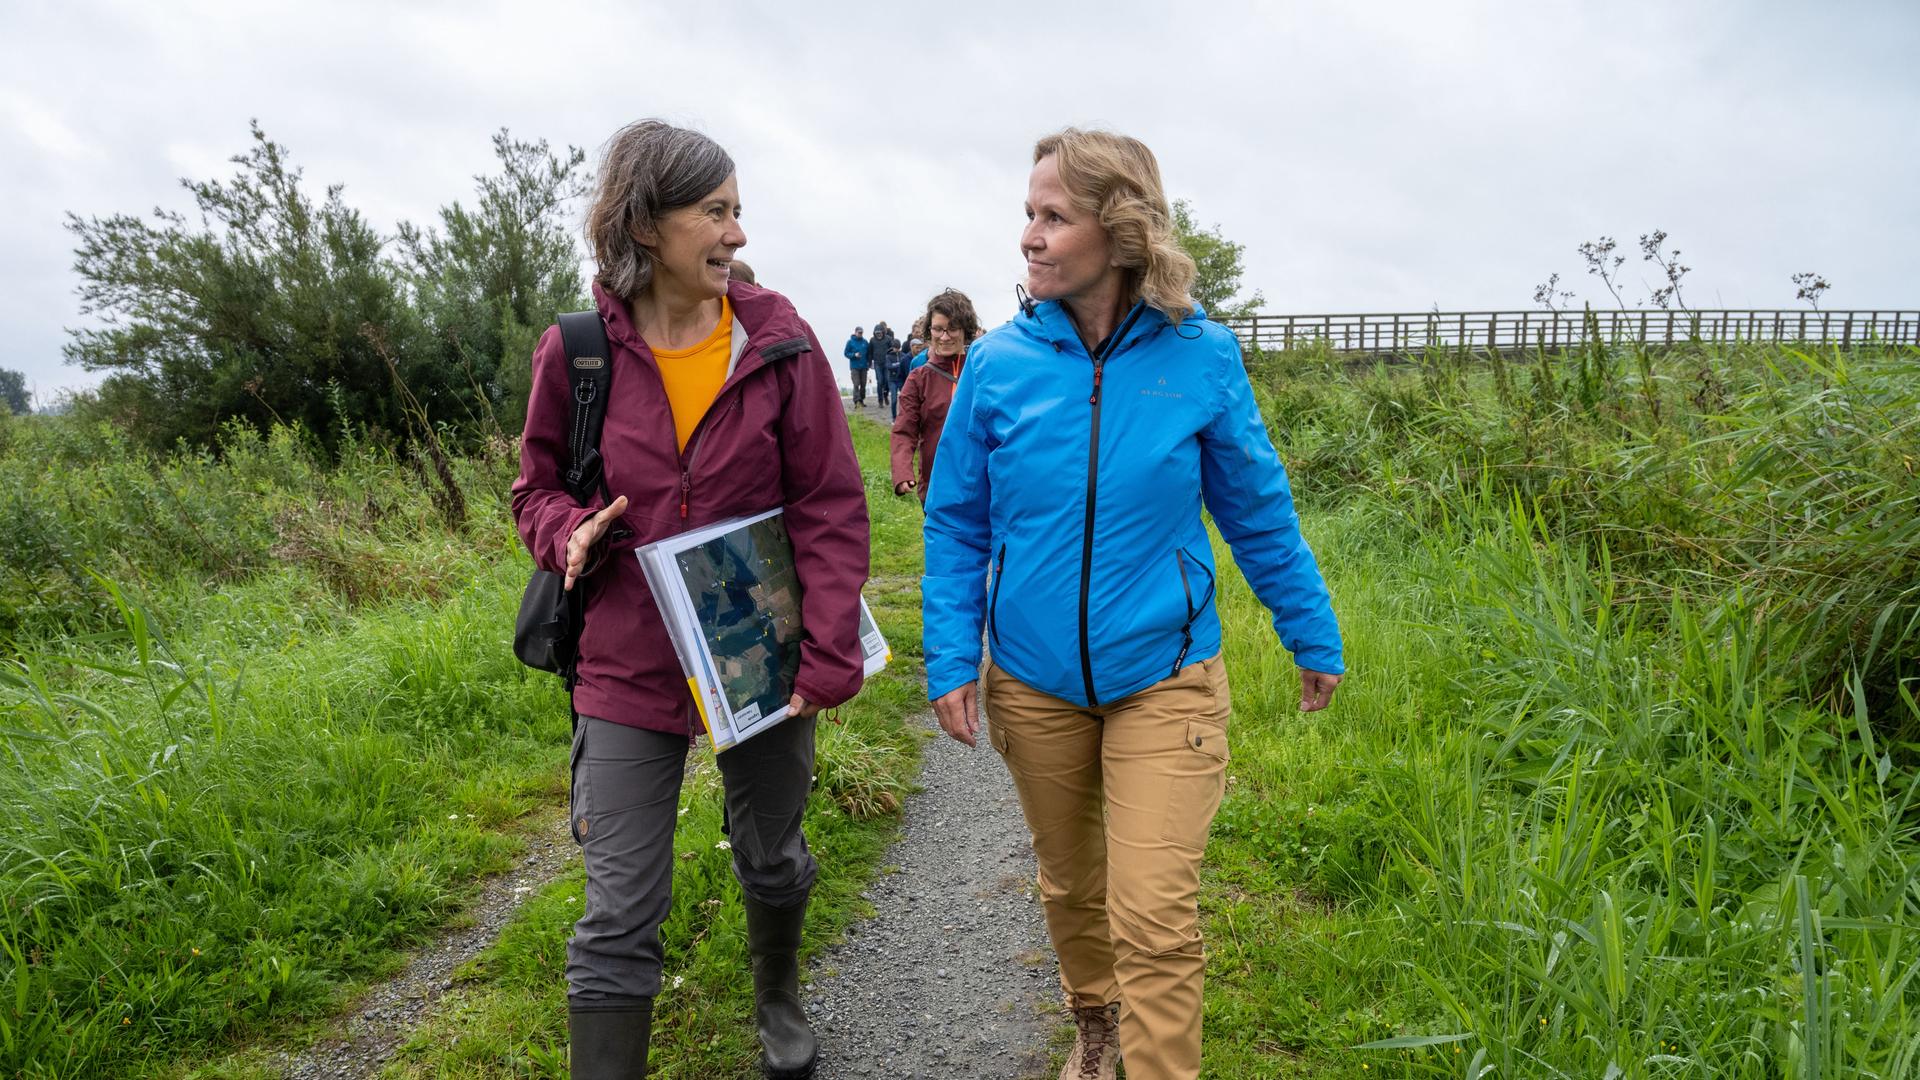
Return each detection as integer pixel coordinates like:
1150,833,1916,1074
674,514,804,731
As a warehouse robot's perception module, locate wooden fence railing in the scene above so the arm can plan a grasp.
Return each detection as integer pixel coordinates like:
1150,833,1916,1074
1218,309,1920,355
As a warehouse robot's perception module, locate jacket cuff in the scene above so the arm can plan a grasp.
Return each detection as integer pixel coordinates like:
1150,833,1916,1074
545,504,603,574
793,671,859,712
1292,646,1345,676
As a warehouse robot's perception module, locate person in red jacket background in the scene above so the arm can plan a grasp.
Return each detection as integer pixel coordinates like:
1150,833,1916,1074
511,118,868,1080
890,288,978,503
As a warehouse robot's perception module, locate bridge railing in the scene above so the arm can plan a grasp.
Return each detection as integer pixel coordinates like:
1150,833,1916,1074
1218,309,1920,355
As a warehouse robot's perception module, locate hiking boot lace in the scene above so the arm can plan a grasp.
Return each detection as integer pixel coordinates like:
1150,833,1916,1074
1070,1004,1118,1078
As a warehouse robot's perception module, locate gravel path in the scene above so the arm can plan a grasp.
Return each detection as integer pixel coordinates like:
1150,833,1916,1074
272,811,576,1079
806,710,1061,1080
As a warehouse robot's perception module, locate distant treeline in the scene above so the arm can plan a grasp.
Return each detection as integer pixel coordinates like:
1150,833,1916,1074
61,122,589,455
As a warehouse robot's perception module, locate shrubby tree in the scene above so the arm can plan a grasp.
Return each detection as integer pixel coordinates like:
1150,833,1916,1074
63,122,588,453
65,121,434,452
1172,199,1265,320
0,367,29,415
398,131,589,438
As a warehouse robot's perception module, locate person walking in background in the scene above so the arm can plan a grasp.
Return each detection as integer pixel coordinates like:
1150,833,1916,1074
871,321,896,410
513,118,869,1080
844,326,870,406
908,316,930,372
919,128,1344,1080
890,288,977,503
883,338,909,421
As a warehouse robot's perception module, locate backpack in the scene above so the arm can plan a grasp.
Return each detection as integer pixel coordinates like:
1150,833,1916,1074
512,310,613,686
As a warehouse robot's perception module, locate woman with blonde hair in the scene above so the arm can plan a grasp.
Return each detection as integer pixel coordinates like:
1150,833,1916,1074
919,128,1344,1079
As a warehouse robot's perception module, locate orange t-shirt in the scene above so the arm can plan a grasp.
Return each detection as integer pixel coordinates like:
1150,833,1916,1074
651,299,733,451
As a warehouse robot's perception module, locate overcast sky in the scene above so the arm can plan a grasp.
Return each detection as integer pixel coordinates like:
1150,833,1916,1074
3,0,1915,403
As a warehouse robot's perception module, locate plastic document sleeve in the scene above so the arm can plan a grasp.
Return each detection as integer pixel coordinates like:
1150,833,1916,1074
636,507,889,752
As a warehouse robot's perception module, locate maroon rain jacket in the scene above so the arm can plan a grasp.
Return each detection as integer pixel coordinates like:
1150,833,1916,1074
511,281,871,736
888,352,964,503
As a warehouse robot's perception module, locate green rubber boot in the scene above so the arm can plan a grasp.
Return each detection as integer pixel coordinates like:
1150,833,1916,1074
568,997,651,1079
743,894,818,1079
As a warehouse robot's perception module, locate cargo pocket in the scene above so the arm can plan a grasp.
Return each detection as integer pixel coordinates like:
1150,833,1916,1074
568,717,591,846
1160,684,1230,851
987,715,1012,758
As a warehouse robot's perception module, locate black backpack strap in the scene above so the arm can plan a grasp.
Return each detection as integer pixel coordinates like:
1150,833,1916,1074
555,310,614,505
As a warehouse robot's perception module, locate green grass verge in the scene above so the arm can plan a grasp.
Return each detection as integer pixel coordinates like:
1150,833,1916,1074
1201,341,1920,1077
372,415,927,1080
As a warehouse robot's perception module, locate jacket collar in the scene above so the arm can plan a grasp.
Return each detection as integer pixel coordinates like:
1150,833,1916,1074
594,280,811,382
1012,296,1204,358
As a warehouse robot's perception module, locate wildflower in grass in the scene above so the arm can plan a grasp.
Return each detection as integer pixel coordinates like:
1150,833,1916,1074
715,839,732,850
672,975,685,990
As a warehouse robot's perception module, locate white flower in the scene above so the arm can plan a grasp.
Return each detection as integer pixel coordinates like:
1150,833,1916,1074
677,807,689,817
715,840,732,851
671,975,685,990
448,813,459,820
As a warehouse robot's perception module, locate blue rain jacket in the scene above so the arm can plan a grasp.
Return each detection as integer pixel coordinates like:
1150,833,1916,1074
921,298,1342,706
844,334,870,369
908,349,929,371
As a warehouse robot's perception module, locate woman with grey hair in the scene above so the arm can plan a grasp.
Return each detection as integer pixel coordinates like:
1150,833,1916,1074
512,119,870,1079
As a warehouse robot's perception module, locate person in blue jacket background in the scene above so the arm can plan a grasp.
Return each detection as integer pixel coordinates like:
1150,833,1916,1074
843,326,870,406
920,127,1344,1080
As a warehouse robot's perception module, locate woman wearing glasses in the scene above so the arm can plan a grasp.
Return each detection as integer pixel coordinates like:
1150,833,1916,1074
919,129,1344,1079
889,288,978,502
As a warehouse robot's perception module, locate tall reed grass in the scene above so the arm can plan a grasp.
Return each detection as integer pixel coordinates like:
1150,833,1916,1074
1205,339,1920,1077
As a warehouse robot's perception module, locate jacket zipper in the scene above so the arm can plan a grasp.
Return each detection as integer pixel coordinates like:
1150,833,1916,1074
1076,304,1147,707
647,330,806,526
675,394,739,522
989,545,1006,649
1173,551,1194,676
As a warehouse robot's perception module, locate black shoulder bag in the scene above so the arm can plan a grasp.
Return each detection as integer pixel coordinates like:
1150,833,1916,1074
513,311,614,686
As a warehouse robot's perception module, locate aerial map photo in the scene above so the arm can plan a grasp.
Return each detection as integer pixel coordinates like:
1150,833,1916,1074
674,514,805,733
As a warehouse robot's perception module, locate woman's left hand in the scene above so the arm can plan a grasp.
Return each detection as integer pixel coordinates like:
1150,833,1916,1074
1299,668,1342,712
788,693,822,719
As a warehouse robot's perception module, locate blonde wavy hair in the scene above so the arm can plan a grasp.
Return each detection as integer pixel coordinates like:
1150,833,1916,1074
1032,128,1198,324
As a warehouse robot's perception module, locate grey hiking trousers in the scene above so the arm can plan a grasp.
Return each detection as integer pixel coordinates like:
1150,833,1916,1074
566,712,819,1002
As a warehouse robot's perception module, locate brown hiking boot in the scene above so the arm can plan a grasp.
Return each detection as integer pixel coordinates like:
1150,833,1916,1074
1060,1002,1119,1080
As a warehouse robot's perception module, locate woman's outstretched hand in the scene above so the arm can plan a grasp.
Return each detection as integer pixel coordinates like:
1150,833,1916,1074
933,681,980,746
1299,667,1342,712
564,495,629,591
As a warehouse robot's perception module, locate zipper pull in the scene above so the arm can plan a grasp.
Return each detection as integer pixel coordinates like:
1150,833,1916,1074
679,469,691,520
1090,361,1104,406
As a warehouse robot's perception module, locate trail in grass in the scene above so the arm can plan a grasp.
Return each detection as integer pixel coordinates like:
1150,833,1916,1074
805,708,1060,1080
271,811,575,1080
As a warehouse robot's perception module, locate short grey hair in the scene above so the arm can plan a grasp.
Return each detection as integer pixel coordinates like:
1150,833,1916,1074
586,120,735,300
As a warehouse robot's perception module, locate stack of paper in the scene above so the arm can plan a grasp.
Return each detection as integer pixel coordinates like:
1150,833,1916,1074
637,507,889,751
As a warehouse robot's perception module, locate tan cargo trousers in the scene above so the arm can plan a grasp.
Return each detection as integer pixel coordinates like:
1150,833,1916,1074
982,655,1232,1080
